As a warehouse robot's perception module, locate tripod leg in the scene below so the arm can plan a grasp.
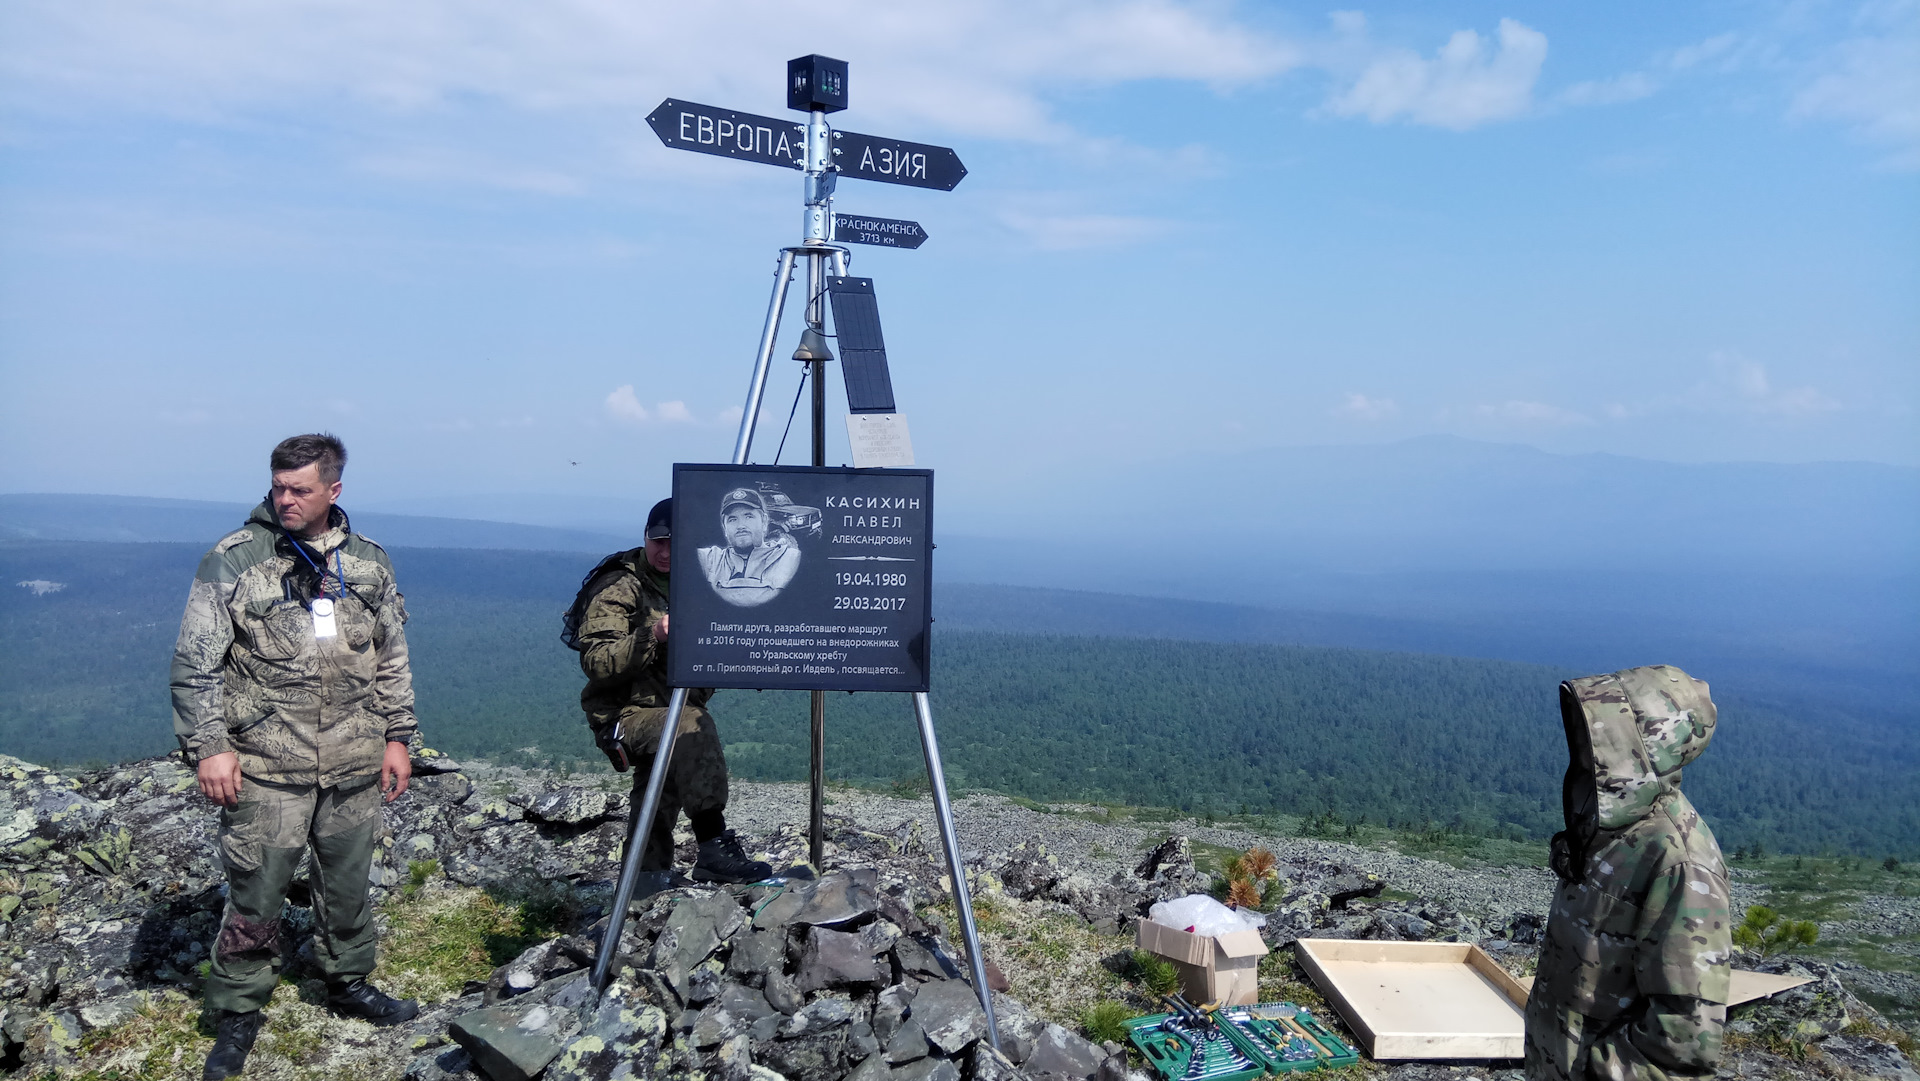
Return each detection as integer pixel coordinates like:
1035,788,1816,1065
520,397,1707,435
730,249,798,466
809,691,826,869
912,691,1002,1052
592,686,690,990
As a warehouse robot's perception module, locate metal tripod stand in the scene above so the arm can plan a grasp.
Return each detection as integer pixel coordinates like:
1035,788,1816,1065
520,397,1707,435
591,101,1000,1054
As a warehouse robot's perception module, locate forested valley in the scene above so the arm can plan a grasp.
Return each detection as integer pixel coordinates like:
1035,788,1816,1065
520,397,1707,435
2,540,1913,858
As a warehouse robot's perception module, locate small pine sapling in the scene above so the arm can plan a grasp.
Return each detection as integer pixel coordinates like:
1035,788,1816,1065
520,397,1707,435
1733,905,1819,958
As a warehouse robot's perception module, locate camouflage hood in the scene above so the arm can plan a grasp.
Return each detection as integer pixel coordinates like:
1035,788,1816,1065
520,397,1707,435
1560,664,1716,831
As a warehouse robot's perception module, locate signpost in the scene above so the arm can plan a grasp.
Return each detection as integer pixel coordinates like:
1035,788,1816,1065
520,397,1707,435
645,100,803,169
833,213,928,249
604,57,994,1050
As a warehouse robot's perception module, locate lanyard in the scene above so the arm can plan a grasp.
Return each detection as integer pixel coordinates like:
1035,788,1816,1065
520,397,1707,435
285,532,346,599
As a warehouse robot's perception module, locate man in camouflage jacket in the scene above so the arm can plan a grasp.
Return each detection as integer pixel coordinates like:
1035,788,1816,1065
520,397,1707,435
171,434,420,1079
572,497,770,893
1524,664,1733,1081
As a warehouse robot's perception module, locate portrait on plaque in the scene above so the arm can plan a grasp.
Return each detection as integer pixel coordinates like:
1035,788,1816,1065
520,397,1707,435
671,464,933,693
696,485,816,607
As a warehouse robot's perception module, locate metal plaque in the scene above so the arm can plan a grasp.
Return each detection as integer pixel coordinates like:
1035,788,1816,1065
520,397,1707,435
646,100,805,170
846,413,915,468
669,464,933,693
833,130,967,190
833,213,929,249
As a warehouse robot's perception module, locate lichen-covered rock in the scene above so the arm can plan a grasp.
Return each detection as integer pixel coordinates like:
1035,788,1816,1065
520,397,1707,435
1729,959,1857,1041
449,995,583,1081
527,787,612,826
912,977,989,1054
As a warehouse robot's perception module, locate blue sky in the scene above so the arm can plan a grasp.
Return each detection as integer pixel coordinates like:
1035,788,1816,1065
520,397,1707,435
2,0,1914,526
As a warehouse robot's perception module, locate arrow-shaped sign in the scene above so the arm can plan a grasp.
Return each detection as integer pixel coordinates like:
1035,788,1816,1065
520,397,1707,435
834,213,928,249
646,100,804,170
647,99,966,191
833,131,967,191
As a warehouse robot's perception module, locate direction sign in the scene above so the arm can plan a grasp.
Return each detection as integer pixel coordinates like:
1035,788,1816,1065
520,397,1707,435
833,213,928,249
834,130,967,191
646,100,804,170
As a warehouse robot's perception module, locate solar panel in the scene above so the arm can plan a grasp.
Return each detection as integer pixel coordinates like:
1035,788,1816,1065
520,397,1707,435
828,277,897,414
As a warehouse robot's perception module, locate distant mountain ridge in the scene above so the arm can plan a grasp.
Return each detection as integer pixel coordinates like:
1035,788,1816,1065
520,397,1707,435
0,493,629,553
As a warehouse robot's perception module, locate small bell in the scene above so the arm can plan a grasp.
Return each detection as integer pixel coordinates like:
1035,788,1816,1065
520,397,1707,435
792,327,835,362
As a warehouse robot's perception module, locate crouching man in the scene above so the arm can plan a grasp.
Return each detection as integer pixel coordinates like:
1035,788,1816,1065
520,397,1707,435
564,497,772,896
1525,665,1733,1081
171,434,421,1080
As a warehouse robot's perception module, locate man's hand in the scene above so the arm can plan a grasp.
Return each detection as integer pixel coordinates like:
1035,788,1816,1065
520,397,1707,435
381,741,413,802
651,613,670,642
197,751,244,808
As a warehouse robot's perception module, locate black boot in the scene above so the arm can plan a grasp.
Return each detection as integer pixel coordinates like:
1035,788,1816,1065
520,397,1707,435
325,978,419,1026
203,1010,266,1080
692,830,773,884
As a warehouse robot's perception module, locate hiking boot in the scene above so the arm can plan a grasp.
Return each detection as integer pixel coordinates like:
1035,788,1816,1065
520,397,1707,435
691,830,773,884
203,1010,266,1080
325,978,419,1026
627,869,690,906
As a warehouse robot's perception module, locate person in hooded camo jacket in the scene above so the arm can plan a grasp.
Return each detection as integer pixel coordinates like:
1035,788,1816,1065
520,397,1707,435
1525,665,1733,1081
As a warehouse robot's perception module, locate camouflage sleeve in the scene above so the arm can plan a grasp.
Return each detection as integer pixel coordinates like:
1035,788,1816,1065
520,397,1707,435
370,560,418,746
578,574,659,687
170,550,238,762
1635,859,1733,1002
1588,994,1727,1079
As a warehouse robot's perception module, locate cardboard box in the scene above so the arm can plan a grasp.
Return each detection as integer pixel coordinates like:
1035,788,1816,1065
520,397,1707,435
1135,918,1270,1006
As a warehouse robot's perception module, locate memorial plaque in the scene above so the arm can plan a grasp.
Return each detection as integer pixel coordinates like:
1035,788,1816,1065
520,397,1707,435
670,464,933,693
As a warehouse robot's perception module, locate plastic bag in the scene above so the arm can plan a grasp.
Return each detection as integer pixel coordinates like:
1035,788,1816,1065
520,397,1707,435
1148,893,1265,935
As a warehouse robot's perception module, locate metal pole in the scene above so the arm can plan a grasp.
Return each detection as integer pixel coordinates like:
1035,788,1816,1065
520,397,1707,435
592,686,690,990
912,691,1001,1052
799,90,835,868
730,249,798,465
805,246,830,869
808,691,826,869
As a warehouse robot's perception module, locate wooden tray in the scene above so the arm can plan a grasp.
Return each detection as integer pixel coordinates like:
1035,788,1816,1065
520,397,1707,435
1293,939,1529,1060
1517,970,1813,1007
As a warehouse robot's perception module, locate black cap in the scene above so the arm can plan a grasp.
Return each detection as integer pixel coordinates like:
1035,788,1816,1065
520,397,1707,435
644,498,672,541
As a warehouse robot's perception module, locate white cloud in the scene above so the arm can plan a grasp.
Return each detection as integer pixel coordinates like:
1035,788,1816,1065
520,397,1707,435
1606,352,1842,419
1559,72,1657,107
1323,15,1548,130
604,384,648,423
0,0,1297,144
655,400,694,423
1790,11,1920,170
1334,393,1398,421
1474,399,1592,425
1546,31,1742,115
1704,353,1842,416
999,211,1169,251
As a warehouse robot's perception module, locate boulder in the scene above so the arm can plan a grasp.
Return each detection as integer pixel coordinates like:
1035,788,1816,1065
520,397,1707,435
793,868,884,928
1728,959,1855,1041
449,999,582,1081
526,787,611,826
545,981,669,1081
650,893,746,999
910,978,988,1055
1024,1022,1109,1080
796,925,885,993
1819,1035,1920,1081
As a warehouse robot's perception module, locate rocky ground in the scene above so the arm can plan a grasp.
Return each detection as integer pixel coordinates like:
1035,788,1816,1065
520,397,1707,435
0,751,1913,1081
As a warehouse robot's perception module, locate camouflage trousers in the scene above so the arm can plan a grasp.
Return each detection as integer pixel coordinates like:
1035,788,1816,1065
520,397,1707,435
618,706,729,872
206,775,382,1014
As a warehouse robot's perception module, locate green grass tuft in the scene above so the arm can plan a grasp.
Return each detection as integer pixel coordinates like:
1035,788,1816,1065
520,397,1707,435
1080,999,1134,1045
